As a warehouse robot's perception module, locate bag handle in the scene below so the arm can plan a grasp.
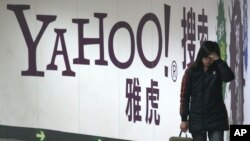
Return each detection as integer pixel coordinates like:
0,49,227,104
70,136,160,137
179,131,188,138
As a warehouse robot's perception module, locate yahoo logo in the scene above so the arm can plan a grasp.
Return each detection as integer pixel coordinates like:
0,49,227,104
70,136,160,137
7,4,171,77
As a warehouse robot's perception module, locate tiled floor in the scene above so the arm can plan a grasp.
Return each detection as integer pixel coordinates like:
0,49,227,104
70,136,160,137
0,139,24,141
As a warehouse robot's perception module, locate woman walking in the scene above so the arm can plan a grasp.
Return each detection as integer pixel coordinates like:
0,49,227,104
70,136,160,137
179,41,235,141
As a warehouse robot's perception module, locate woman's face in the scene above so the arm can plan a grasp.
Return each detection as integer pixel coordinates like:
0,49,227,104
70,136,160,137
202,56,214,67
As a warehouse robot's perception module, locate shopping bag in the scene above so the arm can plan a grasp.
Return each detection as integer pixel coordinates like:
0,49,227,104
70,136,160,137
169,131,193,141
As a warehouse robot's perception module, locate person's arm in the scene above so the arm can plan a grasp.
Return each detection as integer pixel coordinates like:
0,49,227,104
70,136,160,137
209,53,235,82
180,69,192,132
180,69,192,122
214,59,235,82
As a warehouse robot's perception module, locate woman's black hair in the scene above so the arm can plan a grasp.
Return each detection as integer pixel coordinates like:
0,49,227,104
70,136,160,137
191,41,221,69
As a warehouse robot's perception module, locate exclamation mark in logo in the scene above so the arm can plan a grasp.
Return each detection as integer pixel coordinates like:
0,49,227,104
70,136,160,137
164,5,171,77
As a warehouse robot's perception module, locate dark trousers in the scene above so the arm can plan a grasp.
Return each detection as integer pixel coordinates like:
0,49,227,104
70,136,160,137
191,130,224,141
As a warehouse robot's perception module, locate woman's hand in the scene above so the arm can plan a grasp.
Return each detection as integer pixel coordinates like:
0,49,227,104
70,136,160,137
180,121,189,132
209,52,220,61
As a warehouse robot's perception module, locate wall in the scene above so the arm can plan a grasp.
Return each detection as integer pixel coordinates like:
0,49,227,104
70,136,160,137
0,0,249,141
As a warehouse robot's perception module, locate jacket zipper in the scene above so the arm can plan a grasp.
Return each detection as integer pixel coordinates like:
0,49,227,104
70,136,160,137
201,73,206,131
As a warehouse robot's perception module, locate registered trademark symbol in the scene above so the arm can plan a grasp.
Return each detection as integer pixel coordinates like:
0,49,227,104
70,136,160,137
171,60,178,82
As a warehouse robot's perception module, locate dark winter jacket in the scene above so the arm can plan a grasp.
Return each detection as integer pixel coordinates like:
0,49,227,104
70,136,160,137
180,59,235,133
